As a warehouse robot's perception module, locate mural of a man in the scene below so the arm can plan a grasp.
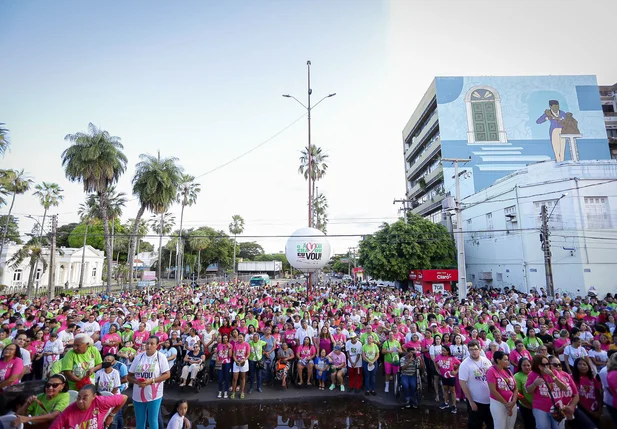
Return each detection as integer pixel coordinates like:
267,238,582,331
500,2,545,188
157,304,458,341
536,100,568,162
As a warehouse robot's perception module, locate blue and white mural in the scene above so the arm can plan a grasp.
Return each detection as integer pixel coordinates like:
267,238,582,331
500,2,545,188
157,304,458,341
435,75,610,198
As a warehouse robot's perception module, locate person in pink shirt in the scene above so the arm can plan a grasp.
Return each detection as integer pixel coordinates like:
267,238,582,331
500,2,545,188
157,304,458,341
434,346,460,412
509,340,532,371
231,333,250,399
526,354,578,429
0,343,24,392
50,384,127,429
571,357,603,427
296,336,317,386
102,324,122,355
487,351,518,429
133,323,150,349
553,330,570,367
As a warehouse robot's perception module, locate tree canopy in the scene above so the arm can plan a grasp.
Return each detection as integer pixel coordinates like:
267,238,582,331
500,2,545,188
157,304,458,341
238,241,265,260
0,215,23,245
358,213,456,282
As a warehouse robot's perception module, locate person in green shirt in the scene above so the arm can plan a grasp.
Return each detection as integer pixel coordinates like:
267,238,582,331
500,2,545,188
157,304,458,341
362,336,380,395
13,373,71,427
360,326,380,346
513,357,534,429
248,333,267,392
382,331,402,393
61,333,103,390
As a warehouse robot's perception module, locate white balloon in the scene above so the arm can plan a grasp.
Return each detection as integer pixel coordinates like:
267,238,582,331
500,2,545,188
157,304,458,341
285,228,331,272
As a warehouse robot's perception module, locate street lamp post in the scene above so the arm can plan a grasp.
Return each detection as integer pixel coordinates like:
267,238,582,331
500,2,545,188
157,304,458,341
283,60,335,299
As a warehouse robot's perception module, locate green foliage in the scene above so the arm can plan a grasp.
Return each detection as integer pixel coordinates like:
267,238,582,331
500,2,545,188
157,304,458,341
55,223,78,248
328,254,350,274
139,241,154,253
358,213,456,282
68,221,129,251
183,227,235,270
238,241,265,260
0,215,23,244
132,152,183,214
0,122,9,157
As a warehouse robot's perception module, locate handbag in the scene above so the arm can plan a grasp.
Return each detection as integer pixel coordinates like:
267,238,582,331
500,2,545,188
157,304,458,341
277,361,287,371
540,375,565,422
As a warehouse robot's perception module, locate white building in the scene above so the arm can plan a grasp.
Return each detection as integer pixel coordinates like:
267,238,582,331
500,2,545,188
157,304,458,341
0,243,105,292
461,160,617,297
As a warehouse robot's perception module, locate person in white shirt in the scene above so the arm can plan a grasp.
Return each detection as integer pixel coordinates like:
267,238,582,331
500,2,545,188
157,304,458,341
14,333,32,376
81,314,101,338
459,340,493,428
95,362,121,394
564,336,590,373
166,400,191,429
295,321,314,346
345,333,363,393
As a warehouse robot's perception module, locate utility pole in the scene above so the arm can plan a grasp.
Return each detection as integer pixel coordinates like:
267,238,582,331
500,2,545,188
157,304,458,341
48,215,57,300
540,193,566,301
442,157,470,302
540,204,554,300
393,198,412,222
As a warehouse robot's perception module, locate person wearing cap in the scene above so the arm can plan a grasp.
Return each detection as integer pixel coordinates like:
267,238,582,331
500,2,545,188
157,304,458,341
327,345,347,391
400,346,425,409
346,332,363,393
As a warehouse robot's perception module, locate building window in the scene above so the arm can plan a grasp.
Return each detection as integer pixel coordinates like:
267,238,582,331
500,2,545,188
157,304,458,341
611,148,617,160
465,86,507,144
603,104,615,113
584,197,611,228
534,200,564,230
485,213,494,237
496,273,503,282
504,205,517,232
13,269,22,282
92,267,97,278
607,129,617,138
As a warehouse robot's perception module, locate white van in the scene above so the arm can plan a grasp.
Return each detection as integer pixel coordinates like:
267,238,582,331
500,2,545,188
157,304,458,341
249,274,271,287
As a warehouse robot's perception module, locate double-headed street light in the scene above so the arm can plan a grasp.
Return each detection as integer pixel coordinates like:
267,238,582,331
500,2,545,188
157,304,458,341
283,60,335,297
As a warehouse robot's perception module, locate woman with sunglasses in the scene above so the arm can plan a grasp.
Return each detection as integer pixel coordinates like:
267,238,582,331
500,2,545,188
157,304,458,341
13,374,70,427
526,355,578,429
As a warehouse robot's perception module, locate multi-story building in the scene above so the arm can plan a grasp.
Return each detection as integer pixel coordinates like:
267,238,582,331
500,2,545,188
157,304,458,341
600,82,617,159
402,81,444,223
460,160,617,297
402,75,611,223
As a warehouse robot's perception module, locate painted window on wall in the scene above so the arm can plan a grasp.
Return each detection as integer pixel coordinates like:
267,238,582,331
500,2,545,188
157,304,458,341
471,89,498,142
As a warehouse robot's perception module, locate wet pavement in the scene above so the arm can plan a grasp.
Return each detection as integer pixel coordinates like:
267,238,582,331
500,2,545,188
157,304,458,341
125,397,468,429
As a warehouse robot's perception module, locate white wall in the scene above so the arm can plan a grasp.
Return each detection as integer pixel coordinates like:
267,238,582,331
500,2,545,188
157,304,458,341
461,161,617,297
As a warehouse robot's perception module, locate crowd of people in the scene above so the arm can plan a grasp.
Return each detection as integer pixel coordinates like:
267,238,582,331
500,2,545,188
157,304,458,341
0,281,616,429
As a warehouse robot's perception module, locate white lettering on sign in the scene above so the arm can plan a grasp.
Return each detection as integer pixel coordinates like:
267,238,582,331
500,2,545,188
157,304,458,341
436,273,452,280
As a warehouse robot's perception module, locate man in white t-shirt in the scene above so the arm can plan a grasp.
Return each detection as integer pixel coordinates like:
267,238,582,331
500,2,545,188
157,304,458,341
563,336,589,373
459,340,493,429
345,333,363,393
14,333,32,376
81,314,101,338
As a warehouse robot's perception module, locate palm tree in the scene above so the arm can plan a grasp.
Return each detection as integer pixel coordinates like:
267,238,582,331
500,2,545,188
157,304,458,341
128,152,183,290
188,230,210,282
175,174,200,283
0,169,33,261
314,192,329,234
229,215,245,280
298,145,329,204
77,197,99,289
62,123,128,294
106,187,127,265
32,182,64,292
150,212,175,285
0,123,9,157
8,240,47,295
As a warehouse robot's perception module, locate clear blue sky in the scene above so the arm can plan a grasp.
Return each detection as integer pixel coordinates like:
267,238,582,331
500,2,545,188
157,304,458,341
2,0,616,254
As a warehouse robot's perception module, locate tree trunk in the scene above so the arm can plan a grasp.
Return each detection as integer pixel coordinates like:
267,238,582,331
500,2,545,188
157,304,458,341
0,192,17,264
233,234,237,282
98,190,114,295
111,218,115,265
177,204,185,284
128,204,146,292
26,259,36,297
197,249,201,282
28,208,48,298
78,222,89,289
157,213,164,287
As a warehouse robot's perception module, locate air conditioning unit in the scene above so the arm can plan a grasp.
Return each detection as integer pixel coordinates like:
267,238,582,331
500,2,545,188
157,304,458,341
479,272,493,281
442,196,455,210
505,214,517,222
